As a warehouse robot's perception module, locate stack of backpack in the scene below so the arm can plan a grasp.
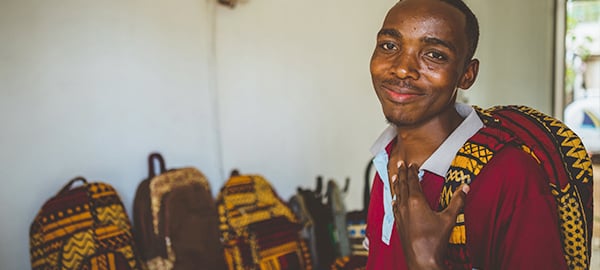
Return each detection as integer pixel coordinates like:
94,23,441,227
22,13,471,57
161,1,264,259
132,153,226,270
216,170,313,270
290,175,362,270
289,176,335,270
29,104,594,270
30,176,142,270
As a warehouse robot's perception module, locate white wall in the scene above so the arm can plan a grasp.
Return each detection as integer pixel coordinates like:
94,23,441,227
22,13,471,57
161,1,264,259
466,0,556,114
215,0,394,214
0,1,220,269
0,0,556,269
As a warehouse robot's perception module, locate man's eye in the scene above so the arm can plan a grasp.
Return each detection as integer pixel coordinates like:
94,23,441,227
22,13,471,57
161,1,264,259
426,51,446,60
381,42,397,51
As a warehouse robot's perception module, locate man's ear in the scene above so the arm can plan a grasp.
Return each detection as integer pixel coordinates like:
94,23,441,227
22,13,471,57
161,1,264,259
458,59,479,90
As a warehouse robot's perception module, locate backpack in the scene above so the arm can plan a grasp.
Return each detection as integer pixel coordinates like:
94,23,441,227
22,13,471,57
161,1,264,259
30,177,142,270
331,159,373,270
288,179,321,270
295,176,337,270
132,153,226,270
292,176,353,270
440,105,594,269
325,178,351,259
216,171,313,270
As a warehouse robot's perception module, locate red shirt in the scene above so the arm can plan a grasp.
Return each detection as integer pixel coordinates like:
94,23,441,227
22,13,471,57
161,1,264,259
365,144,568,269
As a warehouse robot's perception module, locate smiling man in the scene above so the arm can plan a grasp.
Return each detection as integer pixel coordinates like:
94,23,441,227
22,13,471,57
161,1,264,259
365,0,569,269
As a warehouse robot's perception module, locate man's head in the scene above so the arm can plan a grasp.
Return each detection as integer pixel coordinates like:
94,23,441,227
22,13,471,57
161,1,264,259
370,0,480,127
438,0,479,63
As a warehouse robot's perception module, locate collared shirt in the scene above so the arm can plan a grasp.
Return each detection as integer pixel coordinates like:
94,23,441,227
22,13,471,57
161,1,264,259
368,103,483,245
365,104,568,270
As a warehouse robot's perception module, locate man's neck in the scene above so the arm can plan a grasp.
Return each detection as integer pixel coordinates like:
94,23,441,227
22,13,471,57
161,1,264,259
391,109,464,167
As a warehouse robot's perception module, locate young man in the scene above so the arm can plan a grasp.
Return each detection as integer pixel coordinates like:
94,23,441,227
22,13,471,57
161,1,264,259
365,0,569,269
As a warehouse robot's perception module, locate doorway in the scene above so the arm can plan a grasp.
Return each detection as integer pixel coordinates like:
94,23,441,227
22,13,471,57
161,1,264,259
556,0,600,268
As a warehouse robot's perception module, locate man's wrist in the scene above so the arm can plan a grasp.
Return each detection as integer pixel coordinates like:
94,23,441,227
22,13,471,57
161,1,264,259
406,254,446,270
407,261,445,270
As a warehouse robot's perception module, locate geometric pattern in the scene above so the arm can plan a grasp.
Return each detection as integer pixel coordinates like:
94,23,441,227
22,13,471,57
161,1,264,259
29,177,141,270
217,175,298,241
216,174,312,270
439,105,594,270
441,141,496,269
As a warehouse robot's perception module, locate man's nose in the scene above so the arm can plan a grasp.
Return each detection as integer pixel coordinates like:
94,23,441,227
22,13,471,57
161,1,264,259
391,52,419,80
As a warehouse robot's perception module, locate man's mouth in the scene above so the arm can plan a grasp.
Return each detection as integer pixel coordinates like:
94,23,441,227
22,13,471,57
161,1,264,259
381,84,423,103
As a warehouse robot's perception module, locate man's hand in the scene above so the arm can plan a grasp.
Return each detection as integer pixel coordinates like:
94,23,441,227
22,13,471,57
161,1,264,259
391,161,469,270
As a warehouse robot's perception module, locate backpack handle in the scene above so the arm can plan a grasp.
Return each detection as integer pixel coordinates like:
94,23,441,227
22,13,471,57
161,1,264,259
57,176,87,195
148,152,167,178
363,157,374,213
315,175,323,195
342,177,350,193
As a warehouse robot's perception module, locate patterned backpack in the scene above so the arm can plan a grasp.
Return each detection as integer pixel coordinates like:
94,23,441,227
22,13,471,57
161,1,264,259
216,171,313,270
440,105,594,269
132,153,226,270
30,177,142,270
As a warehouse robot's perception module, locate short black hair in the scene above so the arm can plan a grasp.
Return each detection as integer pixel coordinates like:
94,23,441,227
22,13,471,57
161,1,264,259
439,0,480,62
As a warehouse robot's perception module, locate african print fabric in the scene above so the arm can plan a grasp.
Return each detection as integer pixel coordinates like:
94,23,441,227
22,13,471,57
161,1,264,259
30,177,141,270
440,105,594,270
217,174,313,270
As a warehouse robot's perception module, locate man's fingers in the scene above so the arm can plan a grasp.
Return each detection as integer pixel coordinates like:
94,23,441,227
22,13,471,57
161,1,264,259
396,161,409,205
443,184,470,220
406,163,422,196
390,174,398,198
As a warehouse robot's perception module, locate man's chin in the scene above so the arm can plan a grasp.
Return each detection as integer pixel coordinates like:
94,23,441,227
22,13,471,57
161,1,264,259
385,116,410,127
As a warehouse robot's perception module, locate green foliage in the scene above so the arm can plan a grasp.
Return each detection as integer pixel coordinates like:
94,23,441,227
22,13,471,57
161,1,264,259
564,0,599,96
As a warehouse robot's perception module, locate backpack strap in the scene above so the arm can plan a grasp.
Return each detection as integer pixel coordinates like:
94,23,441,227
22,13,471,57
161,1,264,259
438,113,515,269
439,105,594,269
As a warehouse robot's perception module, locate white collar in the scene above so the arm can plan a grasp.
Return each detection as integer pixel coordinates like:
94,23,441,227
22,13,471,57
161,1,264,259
370,103,483,177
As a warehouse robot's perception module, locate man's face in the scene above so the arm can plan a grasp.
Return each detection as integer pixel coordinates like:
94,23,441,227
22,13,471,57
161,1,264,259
370,0,477,127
